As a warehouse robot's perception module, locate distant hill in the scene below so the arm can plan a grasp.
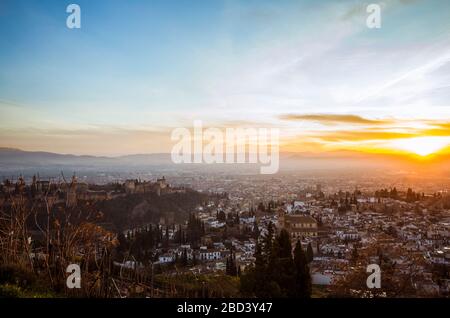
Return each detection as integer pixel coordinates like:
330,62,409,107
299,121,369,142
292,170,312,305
0,147,448,175
0,148,172,172
0,147,116,166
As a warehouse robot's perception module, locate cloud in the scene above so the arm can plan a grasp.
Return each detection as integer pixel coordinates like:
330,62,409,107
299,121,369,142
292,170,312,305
431,122,450,130
422,122,450,137
354,52,450,104
314,130,416,142
279,117,450,156
279,114,393,125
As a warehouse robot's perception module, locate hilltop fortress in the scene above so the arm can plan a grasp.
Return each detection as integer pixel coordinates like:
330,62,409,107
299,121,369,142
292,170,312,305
0,174,183,208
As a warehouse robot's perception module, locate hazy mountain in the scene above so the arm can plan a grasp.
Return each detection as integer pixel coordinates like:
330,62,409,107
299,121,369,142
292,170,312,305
0,147,448,176
0,148,174,174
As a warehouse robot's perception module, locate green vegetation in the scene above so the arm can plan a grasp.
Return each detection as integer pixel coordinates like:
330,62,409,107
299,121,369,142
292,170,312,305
155,273,240,298
0,265,58,298
240,224,312,298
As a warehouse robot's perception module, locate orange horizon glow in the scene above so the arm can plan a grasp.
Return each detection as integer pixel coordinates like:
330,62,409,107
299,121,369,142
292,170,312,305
1,116,449,160
280,117,450,160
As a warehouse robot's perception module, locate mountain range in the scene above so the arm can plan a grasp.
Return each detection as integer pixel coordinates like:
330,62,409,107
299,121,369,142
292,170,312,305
0,147,448,175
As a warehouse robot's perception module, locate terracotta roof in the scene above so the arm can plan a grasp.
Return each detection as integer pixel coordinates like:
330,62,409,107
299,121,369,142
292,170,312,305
285,215,317,223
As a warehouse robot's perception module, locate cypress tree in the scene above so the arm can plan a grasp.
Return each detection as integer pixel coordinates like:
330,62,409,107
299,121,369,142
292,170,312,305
252,220,260,239
293,240,312,298
182,248,188,267
306,242,314,263
272,229,295,297
277,229,292,258
263,222,274,259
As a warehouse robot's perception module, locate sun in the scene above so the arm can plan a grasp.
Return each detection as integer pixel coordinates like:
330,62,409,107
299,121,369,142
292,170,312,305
388,136,450,156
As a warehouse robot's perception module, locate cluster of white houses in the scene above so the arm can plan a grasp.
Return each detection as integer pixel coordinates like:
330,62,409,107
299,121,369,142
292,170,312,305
157,245,229,264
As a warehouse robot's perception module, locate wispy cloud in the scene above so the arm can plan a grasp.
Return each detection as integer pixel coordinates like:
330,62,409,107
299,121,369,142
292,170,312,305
279,114,393,125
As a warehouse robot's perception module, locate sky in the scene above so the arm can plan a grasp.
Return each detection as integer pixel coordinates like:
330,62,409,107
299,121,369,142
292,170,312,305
0,0,449,156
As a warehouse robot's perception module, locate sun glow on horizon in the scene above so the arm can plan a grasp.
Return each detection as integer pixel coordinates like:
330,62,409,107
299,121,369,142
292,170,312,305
387,136,450,156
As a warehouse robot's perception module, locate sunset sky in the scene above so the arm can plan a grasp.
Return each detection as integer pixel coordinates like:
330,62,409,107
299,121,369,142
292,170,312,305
0,0,449,157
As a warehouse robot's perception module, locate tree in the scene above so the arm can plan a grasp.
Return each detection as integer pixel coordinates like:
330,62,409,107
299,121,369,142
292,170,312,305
262,222,274,258
293,240,312,298
306,242,314,263
390,187,398,199
329,243,419,297
241,228,299,297
257,202,266,212
181,248,188,267
226,252,237,276
187,213,203,246
252,220,260,239
117,232,128,256
191,252,197,266
217,210,226,222
240,242,275,297
276,229,292,258
163,226,169,249
271,229,295,297
234,213,240,225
